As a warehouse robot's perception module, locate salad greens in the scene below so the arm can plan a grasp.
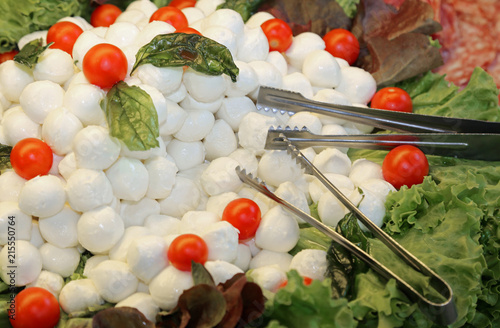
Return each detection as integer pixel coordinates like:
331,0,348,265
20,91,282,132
0,144,12,171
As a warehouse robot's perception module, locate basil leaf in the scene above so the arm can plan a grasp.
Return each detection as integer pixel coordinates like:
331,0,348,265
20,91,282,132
0,144,12,171
191,261,216,286
217,0,267,22
101,81,160,151
132,33,239,82
14,39,52,69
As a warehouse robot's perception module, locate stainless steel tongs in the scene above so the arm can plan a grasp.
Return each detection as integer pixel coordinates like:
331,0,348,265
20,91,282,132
235,139,458,326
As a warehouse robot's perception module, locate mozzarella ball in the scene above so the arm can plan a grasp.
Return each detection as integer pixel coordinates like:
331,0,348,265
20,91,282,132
266,51,288,76
127,0,158,16
0,171,26,202
302,50,341,88
311,88,352,125
174,109,215,142
135,64,183,96
313,148,352,176
134,21,175,48
255,206,300,252
18,30,48,50
349,159,383,186
286,112,322,134
275,181,310,219
106,157,149,201
72,31,106,70
349,188,386,231
250,250,292,272
144,214,181,236
236,26,269,63
33,49,74,84
358,178,396,199
203,119,238,161
179,210,219,235
257,150,303,187
204,260,243,285
119,136,167,161
127,235,167,283
183,68,226,103
249,265,286,292
72,125,121,170
116,292,160,323
217,96,256,132
158,176,201,218
179,92,223,113
201,221,239,262
19,80,65,124
203,25,238,58
26,270,64,299
105,22,140,48
29,220,44,247
116,9,147,25
58,152,77,180
64,83,106,126
83,255,109,277
282,72,314,99
42,107,83,155
2,106,41,146
0,60,34,102
224,61,258,98
228,148,259,176
200,157,242,196
39,243,80,277
247,61,282,99
59,279,104,314
88,260,139,303
204,8,244,36
166,139,205,171
119,197,160,228
136,84,167,125
320,124,349,153
149,266,194,309
231,243,252,271
336,67,377,105
18,175,65,218
195,0,225,16
285,32,325,69
205,192,238,218
308,173,354,204
289,249,328,281
317,191,347,227
66,169,113,212
109,226,151,262
0,201,32,244
144,156,178,199
182,7,205,25
38,205,79,248
77,206,125,254
160,99,188,136
0,240,42,286
238,112,279,155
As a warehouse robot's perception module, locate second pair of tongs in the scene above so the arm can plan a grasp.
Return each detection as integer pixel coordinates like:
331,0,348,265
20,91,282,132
235,140,458,326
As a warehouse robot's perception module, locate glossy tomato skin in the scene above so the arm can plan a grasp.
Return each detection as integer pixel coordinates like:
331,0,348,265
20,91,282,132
323,28,359,65
260,18,293,53
370,87,413,113
91,4,122,27
82,43,128,89
175,27,202,35
382,145,429,189
222,198,261,241
9,287,60,328
10,138,53,180
46,21,83,55
149,6,189,30
167,234,208,271
169,0,197,9
0,50,19,64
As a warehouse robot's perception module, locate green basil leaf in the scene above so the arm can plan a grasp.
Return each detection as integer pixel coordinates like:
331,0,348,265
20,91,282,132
217,0,267,22
132,33,239,82
14,39,52,69
0,144,12,172
191,261,216,286
101,81,160,151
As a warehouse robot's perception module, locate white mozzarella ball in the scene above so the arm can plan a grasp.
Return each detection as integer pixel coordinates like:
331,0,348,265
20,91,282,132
358,178,396,199
29,220,44,248
349,188,386,231
127,235,168,283
183,7,205,25
26,270,64,299
289,249,328,281
179,210,219,235
166,139,205,171
106,157,149,201
0,171,26,202
232,243,252,271
311,88,352,125
77,206,125,254
105,22,140,48
224,61,258,97
286,112,322,134
149,266,193,309
59,279,104,314
39,243,80,277
116,292,160,323
285,32,325,69
203,26,238,58
247,61,282,99
336,66,377,105
249,249,292,272
134,21,175,48
242,237,261,256
204,260,243,285
335,57,350,67
135,64,183,96
58,152,77,180
174,109,215,142
0,61,34,102
255,206,300,252
136,84,167,125
17,30,48,50
257,150,303,187
19,80,64,124
18,175,65,218
127,0,159,17
88,260,139,303
302,50,341,88
72,125,121,170
38,205,79,248
160,99,188,136
83,255,109,277
317,191,347,227
66,168,113,212
201,221,239,262
308,173,354,204
73,31,107,69
115,9,147,25
1,106,41,146
313,148,352,176
195,0,225,16
119,136,167,161
64,83,106,126
205,192,238,219
0,240,42,286
237,112,279,155
144,156,178,199
349,159,383,187
58,16,92,31
159,176,201,217
164,82,187,103
0,202,32,244
33,49,74,84
275,181,311,219
266,51,288,76
144,214,181,236
236,26,269,63
320,124,349,153
204,8,244,37
119,197,160,228
281,72,314,99
183,68,226,103
249,265,286,292
203,119,238,161
200,157,242,196
179,93,223,113
109,226,151,262
228,148,259,175
217,96,256,132
42,107,83,155
245,11,274,28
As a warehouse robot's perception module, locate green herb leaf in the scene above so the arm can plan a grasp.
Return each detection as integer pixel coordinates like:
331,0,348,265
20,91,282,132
14,38,51,69
192,261,216,286
101,81,160,151
92,307,155,328
132,33,239,82
217,0,267,22
0,144,12,172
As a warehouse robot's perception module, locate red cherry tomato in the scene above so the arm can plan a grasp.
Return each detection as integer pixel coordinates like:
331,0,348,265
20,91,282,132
0,50,19,64
46,21,83,55
82,43,128,89
222,198,261,241
169,0,197,9
9,287,60,328
382,145,429,190
90,4,122,27
10,138,53,180
323,28,359,65
149,6,189,30
260,18,293,53
167,234,208,271
175,27,202,35
370,87,413,113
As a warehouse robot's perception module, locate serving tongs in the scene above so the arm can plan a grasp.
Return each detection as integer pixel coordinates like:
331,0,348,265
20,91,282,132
235,140,458,326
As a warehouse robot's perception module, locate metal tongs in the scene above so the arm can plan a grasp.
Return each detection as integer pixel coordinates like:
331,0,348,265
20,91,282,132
257,86,500,160
235,141,458,325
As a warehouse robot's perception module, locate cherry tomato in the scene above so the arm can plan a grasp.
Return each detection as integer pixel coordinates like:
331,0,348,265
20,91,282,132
10,138,53,180
169,0,197,9
222,198,261,241
149,6,189,30
167,234,208,271
260,18,293,53
82,43,128,89
90,4,122,27
175,27,202,35
46,21,83,55
0,50,19,64
323,28,359,65
9,287,60,328
370,87,413,113
382,145,429,189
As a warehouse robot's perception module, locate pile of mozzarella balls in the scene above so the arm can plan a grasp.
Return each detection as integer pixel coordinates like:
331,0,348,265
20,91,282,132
0,0,395,322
